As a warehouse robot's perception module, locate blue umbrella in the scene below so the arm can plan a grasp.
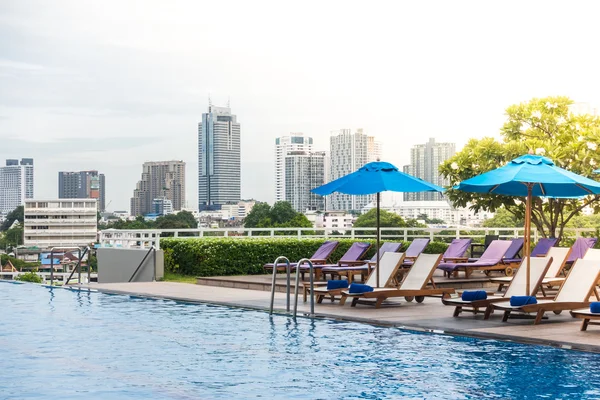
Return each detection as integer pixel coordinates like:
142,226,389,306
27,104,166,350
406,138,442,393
312,161,444,287
455,154,600,294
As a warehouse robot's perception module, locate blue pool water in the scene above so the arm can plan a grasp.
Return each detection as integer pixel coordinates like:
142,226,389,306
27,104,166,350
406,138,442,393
2,282,600,399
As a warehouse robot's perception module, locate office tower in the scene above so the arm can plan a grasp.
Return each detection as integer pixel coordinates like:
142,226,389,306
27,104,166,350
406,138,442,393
0,158,34,214
58,170,106,211
274,133,314,202
130,161,186,216
284,151,326,212
328,129,378,211
403,138,455,201
198,104,241,211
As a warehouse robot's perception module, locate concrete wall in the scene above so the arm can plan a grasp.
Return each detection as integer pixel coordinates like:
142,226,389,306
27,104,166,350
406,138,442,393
97,248,164,283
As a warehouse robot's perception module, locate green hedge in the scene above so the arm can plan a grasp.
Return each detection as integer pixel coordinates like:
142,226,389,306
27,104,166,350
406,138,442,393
161,238,448,277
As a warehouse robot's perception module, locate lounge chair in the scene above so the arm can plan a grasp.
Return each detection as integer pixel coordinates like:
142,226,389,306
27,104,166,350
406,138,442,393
442,256,553,317
485,259,600,324
440,239,472,263
400,238,430,266
502,238,557,264
437,240,513,278
470,234,499,258
539,241,599,290
313,251,405,303
570,307,600,331
468,238,523,263
565,237,597,265
321,242,402,283
339,253,454,308
263,240,339,274
304,242,371,281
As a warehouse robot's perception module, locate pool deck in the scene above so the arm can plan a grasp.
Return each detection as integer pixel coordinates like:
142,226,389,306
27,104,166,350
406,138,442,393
81,280,600,353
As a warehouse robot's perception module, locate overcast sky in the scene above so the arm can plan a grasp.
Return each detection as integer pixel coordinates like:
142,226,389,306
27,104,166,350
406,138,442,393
1,1,600,211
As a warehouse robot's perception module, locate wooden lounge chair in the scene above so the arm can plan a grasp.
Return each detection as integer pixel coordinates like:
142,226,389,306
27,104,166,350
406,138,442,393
400,239,430,267
305,242,371,281
541,245,599,289
321,242,402,283
570,308,600,331
468,238,523,264
564,237,597,266
263,240,339,275
501,238,557,264
313,252,406,304
440,238,472,263
339,253,454,308
437,240,513,278
470,234,498,259
490,247,571,293
442,256,553,317
485,259,600,324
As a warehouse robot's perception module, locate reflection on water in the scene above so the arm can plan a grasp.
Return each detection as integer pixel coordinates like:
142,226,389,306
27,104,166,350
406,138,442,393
2,282,600,400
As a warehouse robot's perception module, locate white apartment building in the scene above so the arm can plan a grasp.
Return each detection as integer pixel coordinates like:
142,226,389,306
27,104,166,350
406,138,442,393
305,210,356,231
274,133,314,203
217,200,256,220
23,199,98,248
0,158,34,214
329,129,379,211
403,138,455,201
285,151,326,212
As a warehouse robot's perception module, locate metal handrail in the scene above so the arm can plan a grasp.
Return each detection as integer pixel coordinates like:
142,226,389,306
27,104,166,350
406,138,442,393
294,258,315,318
64,246,90,285
269,256,291,314
128,246,156,282
49,246,86,286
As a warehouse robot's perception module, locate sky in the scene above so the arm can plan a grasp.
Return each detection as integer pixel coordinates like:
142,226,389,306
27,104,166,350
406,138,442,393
1,1,600,211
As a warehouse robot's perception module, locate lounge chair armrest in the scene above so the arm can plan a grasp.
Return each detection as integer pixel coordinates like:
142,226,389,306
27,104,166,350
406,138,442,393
309,259,328,265
338,260,367,266
535,254,547,257
443,257,469,263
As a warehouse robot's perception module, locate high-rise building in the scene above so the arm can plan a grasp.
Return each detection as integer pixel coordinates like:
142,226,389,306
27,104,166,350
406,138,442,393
403,138,455,201
274,133,313,202
0,158,34,214
198,104,241,211
328,129,379,211
130,161,186,216
284,151,326,212
58,170,106,211
152,197,174,216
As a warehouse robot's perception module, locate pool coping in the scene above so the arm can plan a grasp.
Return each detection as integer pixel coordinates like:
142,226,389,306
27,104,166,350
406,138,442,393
63,283,600,355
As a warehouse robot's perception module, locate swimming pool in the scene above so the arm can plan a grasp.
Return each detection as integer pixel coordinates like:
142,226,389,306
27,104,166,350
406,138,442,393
2,282,600,399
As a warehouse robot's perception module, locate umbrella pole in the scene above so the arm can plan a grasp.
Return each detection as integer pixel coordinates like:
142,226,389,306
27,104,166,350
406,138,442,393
525,184,533,296
376,192,380,288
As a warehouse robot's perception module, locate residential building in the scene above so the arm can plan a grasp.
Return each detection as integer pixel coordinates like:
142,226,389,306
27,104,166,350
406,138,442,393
0,158,34,215
403,138,455,201
328,129,378,211
274,133,314,202
130,161,186,216
23,199,98,248
284,151,326,212
305,210,356,232
58,170,106,212
198,104,241,211
152,197,174,216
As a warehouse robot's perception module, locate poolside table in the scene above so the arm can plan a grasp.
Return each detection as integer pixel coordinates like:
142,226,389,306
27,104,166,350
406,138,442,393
570,309,600,331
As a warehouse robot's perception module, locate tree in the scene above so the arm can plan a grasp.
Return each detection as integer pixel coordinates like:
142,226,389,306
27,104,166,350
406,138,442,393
1,206,24,231
354,209,408,229
244,202,271,228
482,208,524,228
243,201,312,230
440,96,600,241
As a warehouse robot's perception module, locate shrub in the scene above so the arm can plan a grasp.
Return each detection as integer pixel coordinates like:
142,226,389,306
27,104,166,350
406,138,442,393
161,238,449,277
15,271,43,283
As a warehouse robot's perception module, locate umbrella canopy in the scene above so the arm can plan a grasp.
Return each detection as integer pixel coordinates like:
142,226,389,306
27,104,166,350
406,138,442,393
455,154,600,294
312,161,444,287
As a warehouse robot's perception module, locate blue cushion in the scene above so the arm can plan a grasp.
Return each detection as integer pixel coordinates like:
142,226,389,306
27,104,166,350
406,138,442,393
348,283,374,294
461,290,487,301
510,296,538,307
591,302,600,314
327,280,349,290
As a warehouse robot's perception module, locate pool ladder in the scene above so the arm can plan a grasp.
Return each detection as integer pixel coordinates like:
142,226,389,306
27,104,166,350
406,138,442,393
269,257,315,318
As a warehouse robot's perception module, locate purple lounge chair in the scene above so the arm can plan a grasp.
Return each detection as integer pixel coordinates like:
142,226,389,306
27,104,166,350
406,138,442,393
322,242,402,282
441,239,472,262
401,239,431,266
566,237,598,264
468,238,524,263
502,237,557,264
298,241,371,280
437,240,513,278
263,240,339,273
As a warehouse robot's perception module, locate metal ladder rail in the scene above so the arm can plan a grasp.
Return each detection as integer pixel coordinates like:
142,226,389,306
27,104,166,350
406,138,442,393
64,246,90,285
269,256,291,314
294,259,315,317
49,246,87,286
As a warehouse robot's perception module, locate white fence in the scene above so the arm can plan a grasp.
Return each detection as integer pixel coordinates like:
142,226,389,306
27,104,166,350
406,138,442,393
98,227,599,250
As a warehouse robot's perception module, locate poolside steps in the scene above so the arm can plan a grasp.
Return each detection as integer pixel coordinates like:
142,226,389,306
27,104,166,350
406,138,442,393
196,273,499,293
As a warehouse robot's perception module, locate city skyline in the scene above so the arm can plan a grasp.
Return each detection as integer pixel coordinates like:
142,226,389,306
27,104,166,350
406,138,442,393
2,2,600,210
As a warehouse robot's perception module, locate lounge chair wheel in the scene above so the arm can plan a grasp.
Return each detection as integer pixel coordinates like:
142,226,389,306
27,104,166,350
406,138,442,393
405,296,414,302
415,296,425,303
553,310,562,315
504,267,514,276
